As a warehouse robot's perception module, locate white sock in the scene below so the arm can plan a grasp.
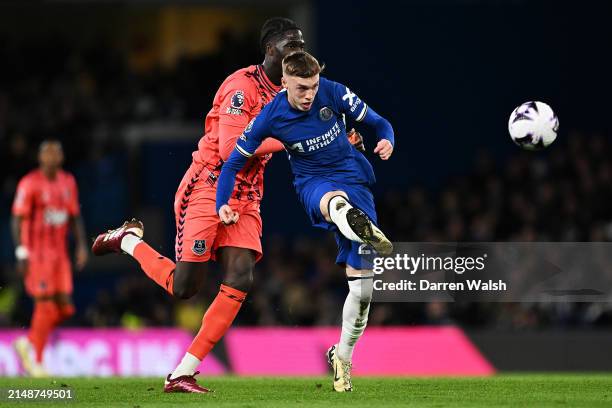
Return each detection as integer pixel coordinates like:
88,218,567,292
337,276,373,362
170,352,201,379
120,234,142,256
328,196,364,243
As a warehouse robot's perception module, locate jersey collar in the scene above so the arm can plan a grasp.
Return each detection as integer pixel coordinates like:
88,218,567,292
257,65,282,95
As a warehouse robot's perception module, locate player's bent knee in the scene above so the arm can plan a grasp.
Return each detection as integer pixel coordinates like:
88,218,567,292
223,259,254,293
171,275,199,299
218,248,255,293
319,190,348,221
173,262,205,299
223,274,252,293
173,284,199,300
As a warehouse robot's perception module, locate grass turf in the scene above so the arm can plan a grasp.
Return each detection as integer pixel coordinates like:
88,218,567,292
0,374,610,407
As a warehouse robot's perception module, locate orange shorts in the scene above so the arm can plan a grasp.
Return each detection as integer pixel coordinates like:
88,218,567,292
25,255,72,297
174,162,263,263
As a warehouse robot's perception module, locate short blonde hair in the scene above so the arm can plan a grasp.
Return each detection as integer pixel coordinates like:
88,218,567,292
282,51,325,78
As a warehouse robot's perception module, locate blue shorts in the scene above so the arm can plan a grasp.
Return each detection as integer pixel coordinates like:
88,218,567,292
297,178,378,270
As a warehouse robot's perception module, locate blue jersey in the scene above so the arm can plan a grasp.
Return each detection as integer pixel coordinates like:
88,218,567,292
216,76,394,212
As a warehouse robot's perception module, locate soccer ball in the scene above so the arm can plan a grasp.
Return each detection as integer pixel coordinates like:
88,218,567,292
508,101,559,150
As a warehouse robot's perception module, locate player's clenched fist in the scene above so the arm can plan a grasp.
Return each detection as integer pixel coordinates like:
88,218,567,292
374,139,393,160
218,204,239,225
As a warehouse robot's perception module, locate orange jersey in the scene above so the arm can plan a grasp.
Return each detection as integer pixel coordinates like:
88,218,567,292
193,65,282,202
12,170,80,258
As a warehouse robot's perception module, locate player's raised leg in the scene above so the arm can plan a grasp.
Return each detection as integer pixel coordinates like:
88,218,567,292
93,217,212,393
320,190,393,255
91,219,175,294
92,218,209,300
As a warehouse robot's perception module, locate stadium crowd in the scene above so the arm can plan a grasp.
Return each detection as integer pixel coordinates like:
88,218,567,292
2,37,612,332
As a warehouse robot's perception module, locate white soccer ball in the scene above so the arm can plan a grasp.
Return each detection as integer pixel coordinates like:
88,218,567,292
508,101,559,150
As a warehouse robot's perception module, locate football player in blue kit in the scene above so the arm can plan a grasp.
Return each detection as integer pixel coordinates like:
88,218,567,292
216,51,395,392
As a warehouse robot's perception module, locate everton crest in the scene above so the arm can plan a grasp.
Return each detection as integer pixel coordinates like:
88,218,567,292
192,240,207,256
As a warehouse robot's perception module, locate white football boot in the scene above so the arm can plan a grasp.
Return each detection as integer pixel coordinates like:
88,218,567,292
326,344,353,392
14,336,49,377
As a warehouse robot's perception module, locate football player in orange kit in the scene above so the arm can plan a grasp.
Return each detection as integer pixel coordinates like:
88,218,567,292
11,139,88,377
92,17,364,392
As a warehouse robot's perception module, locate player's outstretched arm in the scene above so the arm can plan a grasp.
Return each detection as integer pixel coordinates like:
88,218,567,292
217,115,270,223
361,107,395,160
216,149,249,224
331,80,393,159
217,107,274,223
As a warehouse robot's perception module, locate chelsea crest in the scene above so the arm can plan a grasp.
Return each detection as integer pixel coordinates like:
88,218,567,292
319,107,333,121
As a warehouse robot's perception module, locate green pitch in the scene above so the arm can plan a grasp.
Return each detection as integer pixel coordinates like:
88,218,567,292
0,374,610,407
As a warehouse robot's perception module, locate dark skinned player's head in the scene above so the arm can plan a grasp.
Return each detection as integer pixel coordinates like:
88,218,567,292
38,139,64,173
260,17,305,69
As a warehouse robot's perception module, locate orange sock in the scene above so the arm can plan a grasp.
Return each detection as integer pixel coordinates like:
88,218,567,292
28,301,60,363
187,284,247,360
132,241,176,295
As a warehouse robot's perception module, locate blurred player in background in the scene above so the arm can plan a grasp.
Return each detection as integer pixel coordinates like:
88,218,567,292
11,139,88,377
216,51,394,392
92,18,365,393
